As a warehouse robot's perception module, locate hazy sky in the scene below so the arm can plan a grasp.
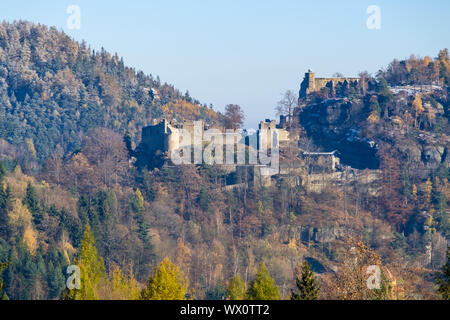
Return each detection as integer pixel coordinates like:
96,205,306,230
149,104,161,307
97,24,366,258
1,0,449,127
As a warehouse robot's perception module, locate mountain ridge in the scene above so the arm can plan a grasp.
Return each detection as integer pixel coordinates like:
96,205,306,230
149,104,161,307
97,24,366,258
0,20,223,164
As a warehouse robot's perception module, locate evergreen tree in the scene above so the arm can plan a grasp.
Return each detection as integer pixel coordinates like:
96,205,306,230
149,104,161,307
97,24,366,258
96,189,118,223
226,274,246,300
0,184,12,240
206,279,227,300
123,131,134,157
199,187,212,213
64,225,107,300
373,268,394,300
291,261,320,300
77,196,90,229
0,260,10,299
141,257,189,300
436,247,450,300
131,189,148,243
47,260,66,299
375,76,393,104
246,263,280,300
142,171,156,202
131,189,145,214
0,160,6,181
23,182,41,225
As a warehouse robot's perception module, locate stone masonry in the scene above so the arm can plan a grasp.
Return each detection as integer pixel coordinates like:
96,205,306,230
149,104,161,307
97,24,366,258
299,70,359,99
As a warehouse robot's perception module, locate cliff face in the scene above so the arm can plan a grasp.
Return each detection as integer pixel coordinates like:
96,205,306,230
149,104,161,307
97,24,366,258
299,95,449,176
299,98,380,170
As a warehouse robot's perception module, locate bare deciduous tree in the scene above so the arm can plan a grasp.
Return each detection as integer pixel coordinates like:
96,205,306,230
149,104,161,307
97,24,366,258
276,90,298,127
81,128,130,188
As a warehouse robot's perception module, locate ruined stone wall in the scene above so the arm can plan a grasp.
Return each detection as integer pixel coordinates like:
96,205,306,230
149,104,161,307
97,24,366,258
258,120,290,150
299,70,359,98
299,151,340,172
141,119,206,156
141,120,173,152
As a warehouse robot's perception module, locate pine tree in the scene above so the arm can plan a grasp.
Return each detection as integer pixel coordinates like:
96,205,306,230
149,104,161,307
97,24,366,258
123,131,133,155
131,189,148,243
47,260,66,299
0,184,12,240
23,182,41,225
226,274,246,300
0,160,6,181
436,247,450,300
246,263,280,300
199,187,212,213
64,225,107,300
291,261,320,300
141,257,189,300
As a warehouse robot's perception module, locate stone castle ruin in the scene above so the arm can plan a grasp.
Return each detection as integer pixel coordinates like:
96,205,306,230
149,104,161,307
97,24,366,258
135,115,379,193
136,118,290,173
299,70,359,99
135,70,385,192
258,119,290,150
298,150,341,173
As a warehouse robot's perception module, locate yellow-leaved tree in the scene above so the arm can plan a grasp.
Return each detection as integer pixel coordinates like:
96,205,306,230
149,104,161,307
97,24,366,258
246,263,280,300
412,93,424,128
226,274,247,300
0,261,10,299
141,257,189,300
330,240,395,300
101,264,141,300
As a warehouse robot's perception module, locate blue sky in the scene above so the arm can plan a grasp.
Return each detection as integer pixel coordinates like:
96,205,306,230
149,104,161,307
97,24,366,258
1,0,449,127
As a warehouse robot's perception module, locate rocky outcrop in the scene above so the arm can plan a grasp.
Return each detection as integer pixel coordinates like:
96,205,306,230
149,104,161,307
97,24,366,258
299,97,449,175
300,99,380,169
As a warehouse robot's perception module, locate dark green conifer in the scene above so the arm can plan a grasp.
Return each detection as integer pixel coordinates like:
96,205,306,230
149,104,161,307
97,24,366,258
291,261,320,300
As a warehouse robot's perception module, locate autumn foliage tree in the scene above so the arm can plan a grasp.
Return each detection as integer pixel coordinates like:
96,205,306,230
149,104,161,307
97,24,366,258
378,146,413,231
81,128,129,188
104,264,140,300
330,240,393,300
226,274,246,300
224,104,245,130
141,257,189,300
246,263,280,300
64,225,107,300
412,93,424,128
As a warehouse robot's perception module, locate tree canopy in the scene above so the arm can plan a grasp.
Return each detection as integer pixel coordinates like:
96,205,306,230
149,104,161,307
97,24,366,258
141,257,189,300
246,263,280,300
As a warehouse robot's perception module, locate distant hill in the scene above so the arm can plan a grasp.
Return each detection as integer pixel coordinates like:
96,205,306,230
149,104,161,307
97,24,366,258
0,21,223,163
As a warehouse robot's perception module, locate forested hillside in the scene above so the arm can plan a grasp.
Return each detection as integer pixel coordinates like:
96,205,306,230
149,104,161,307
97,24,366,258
0,21,223,167
0,21,449,301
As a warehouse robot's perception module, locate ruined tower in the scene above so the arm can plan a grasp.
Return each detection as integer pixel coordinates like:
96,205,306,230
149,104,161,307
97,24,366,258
299,70,316,98
299,70,360,99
